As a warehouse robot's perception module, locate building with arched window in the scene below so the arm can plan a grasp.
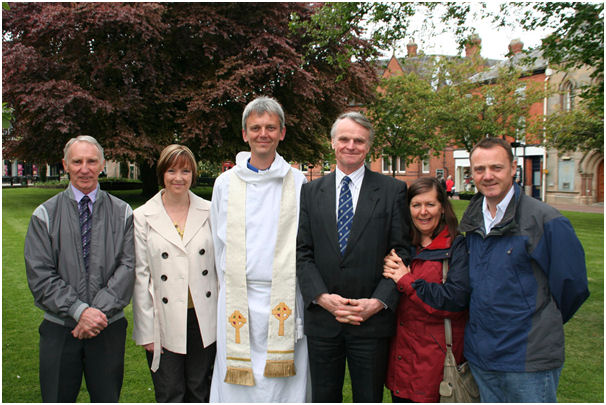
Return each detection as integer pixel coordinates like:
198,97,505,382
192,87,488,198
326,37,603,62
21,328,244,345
543,65,603,205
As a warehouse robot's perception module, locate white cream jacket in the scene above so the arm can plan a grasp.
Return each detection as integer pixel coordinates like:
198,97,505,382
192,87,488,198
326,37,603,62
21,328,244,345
132,190,217,370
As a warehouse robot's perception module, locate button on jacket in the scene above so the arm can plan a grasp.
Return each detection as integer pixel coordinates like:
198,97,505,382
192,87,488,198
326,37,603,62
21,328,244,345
132,190,218,358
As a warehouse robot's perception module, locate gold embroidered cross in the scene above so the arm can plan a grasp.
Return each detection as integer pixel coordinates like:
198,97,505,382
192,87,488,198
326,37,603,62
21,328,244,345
228,310,247,344
272,302,292,336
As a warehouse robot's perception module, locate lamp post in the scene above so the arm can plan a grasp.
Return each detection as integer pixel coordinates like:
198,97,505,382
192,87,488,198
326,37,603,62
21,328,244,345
510,141,526,193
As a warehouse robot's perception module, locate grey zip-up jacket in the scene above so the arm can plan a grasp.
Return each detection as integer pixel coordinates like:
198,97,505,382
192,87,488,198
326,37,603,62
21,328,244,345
25,186,135,328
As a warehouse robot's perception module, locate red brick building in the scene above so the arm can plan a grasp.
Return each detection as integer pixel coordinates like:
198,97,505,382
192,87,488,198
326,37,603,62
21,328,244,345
298,37,495,189
293,36,603,205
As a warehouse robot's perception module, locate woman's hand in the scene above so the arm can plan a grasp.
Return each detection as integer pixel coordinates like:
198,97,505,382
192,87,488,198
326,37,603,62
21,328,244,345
142,343,154,352
383,249,411,283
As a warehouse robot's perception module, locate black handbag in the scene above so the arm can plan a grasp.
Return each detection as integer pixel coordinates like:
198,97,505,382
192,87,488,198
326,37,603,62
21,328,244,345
439,260,480,403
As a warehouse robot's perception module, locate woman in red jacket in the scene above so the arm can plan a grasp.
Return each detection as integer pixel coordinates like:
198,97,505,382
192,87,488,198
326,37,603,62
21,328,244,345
383,177,469,402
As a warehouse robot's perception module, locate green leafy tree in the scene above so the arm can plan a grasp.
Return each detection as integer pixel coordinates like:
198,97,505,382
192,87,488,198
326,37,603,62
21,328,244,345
2,102,13,129
366,72,444,177
502,3,604,155
435,60,547,152
307,3,603,156
500,3,603,103
290,3,419,68
543,103,604,155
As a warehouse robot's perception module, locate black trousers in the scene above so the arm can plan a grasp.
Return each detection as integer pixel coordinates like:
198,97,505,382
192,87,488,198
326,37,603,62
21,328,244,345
39,317,127,402
146,308,216,403
391,391,415,402
307,331,390,403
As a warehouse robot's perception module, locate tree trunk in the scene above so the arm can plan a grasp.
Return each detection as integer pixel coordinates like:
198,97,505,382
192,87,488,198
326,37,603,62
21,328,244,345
139,161,158,199
120,160,129,178
39,163,47,182
391,155,397,178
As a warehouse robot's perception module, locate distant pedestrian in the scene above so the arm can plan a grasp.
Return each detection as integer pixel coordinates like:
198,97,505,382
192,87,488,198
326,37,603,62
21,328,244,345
446,175,454,198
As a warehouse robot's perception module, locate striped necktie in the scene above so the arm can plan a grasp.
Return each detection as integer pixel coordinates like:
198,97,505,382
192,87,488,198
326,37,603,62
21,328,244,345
79,195,92,271
337,176,353,255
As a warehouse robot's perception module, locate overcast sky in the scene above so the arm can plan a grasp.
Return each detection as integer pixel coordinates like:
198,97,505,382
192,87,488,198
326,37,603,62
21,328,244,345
384,3,554,61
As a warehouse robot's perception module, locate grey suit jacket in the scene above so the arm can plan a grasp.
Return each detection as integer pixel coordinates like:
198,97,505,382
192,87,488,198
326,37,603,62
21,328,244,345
296,167,411,338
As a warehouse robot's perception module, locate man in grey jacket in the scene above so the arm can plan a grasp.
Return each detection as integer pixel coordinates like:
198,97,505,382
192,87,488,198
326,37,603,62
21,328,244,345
24,135,135,402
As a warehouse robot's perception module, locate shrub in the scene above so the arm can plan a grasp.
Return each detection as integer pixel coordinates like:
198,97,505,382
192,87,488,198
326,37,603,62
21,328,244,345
458,191,475,200
33,177,142,190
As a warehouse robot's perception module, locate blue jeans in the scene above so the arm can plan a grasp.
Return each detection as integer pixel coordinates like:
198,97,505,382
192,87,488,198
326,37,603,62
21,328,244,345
470,363,563,402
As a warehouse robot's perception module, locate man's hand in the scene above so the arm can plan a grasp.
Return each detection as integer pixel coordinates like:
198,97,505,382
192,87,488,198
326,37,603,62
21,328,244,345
345,298,384,324
316,293,350,316
71,307,108,339
333,303,364,325
317,294,384,325
316,293,361,324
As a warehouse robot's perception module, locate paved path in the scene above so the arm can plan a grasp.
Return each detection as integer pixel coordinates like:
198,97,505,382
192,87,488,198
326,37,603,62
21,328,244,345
549,203,603,214
453,195,603,214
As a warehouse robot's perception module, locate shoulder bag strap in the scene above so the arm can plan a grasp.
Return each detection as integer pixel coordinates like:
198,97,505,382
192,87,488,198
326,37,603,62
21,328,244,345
443,259,453,350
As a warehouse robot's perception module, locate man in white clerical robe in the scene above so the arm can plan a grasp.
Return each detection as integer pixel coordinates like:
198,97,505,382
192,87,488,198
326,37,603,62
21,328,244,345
209,97,309,402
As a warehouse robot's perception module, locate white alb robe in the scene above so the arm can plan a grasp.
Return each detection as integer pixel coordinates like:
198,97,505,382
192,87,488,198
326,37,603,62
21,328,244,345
209,151,310,402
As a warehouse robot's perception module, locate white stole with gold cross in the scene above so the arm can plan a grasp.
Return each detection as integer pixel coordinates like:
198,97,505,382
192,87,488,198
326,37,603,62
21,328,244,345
223,169,297,386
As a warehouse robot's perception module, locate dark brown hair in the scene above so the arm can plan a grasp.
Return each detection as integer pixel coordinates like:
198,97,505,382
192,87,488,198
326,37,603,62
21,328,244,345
156,144,197,188
408,176,459,246
470,137,514,163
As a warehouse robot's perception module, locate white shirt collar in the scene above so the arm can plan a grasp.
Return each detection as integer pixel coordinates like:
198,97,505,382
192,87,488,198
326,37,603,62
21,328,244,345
334,165,365,215
335,165,365,189
482,185,514,234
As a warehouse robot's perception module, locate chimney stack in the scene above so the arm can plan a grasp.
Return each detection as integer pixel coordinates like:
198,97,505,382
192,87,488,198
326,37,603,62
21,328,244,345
508,39,524,55
465,34,482,58
406,40,418,57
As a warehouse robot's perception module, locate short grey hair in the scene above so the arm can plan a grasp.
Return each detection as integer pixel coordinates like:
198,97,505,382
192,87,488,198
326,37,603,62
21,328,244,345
330,111,374,145
63,135,105,162
242,96,285,131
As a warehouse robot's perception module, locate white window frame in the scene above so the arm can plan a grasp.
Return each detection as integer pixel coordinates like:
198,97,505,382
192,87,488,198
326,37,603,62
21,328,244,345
397,157,407,173
422,158,430,173
562,81,575,112
382,156,392,173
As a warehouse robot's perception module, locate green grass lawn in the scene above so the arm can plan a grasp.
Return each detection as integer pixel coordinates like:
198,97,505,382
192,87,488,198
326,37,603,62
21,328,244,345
2,189,603,402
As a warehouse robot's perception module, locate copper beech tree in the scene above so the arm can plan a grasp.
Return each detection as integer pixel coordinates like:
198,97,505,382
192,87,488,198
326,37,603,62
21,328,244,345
3,3,378,196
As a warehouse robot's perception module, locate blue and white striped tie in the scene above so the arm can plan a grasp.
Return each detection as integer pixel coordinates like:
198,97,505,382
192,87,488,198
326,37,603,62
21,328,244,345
337,176,353,255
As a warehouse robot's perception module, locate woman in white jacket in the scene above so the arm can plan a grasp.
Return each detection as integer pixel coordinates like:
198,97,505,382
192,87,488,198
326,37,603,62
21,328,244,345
133,144,217,402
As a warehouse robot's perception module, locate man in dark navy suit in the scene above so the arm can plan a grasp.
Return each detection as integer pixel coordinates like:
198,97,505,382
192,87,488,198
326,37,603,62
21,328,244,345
297,111,411,402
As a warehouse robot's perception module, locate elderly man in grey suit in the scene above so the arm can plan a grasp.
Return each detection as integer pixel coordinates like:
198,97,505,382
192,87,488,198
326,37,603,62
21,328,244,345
297,112,411,402
25,135,135,402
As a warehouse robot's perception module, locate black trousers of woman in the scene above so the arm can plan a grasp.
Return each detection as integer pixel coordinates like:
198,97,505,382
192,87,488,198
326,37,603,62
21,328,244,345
146,308,216,402
391,391,416,402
